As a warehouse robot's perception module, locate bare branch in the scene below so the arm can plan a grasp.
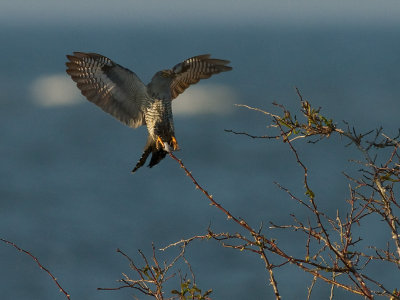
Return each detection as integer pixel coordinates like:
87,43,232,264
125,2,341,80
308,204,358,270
0,238,71,300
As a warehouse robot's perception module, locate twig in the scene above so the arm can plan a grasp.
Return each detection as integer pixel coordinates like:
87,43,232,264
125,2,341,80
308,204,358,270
168,152,282,300
224,129,280,139
0,238,70,299
307,275,317,300
168,152,256,235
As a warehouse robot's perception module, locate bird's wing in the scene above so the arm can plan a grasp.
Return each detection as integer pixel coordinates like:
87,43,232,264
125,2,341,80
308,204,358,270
150,54,232,100
66,52,148,128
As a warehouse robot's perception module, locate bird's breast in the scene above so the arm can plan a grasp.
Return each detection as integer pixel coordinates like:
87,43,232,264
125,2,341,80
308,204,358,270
144,98,174,139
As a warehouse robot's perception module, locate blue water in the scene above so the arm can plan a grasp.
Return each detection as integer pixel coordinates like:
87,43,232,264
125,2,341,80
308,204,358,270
1,22,399,299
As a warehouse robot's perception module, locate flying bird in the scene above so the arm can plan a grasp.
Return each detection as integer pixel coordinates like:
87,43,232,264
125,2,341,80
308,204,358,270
66,52,232,172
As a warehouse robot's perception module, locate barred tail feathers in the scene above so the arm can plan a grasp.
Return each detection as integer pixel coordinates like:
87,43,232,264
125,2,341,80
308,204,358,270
131,136,167,173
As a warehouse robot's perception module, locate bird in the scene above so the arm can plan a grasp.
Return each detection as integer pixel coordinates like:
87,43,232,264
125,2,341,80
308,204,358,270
65,52,232,172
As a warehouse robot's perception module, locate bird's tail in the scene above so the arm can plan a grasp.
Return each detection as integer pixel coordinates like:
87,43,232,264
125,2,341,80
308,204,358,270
132,136,167,173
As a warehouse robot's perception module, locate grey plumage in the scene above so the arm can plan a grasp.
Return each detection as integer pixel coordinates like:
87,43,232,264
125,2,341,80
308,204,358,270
66,52,232,172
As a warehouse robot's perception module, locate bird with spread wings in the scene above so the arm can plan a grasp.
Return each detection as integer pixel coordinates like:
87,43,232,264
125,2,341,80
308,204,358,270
66,52,232,172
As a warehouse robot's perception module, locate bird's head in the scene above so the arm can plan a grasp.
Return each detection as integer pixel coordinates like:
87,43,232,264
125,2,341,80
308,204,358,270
148,71,174,99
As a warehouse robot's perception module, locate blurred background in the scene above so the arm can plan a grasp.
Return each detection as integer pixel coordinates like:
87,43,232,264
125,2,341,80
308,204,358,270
1,0,400,299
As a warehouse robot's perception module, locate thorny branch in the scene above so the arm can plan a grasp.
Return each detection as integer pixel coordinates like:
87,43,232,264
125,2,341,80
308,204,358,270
0,238,71,300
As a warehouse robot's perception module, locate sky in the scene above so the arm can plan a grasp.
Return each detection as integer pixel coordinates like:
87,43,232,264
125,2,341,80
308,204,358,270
2,0,400,27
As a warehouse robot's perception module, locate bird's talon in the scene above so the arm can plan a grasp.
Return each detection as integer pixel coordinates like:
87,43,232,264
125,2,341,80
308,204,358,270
157,136,179,151
156,136,164,149
171,136,179,151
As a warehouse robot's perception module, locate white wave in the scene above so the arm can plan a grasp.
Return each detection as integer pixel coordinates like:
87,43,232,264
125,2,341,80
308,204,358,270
30,74,81,107
172,84,237,115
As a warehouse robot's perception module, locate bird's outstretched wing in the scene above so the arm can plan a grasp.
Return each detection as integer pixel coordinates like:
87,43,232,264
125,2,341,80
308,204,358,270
169,54,232,99
66,52,148,128
150,54,232,100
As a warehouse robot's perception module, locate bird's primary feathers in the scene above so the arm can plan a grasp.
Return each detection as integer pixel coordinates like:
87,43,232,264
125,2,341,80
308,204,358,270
66,52,232,172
